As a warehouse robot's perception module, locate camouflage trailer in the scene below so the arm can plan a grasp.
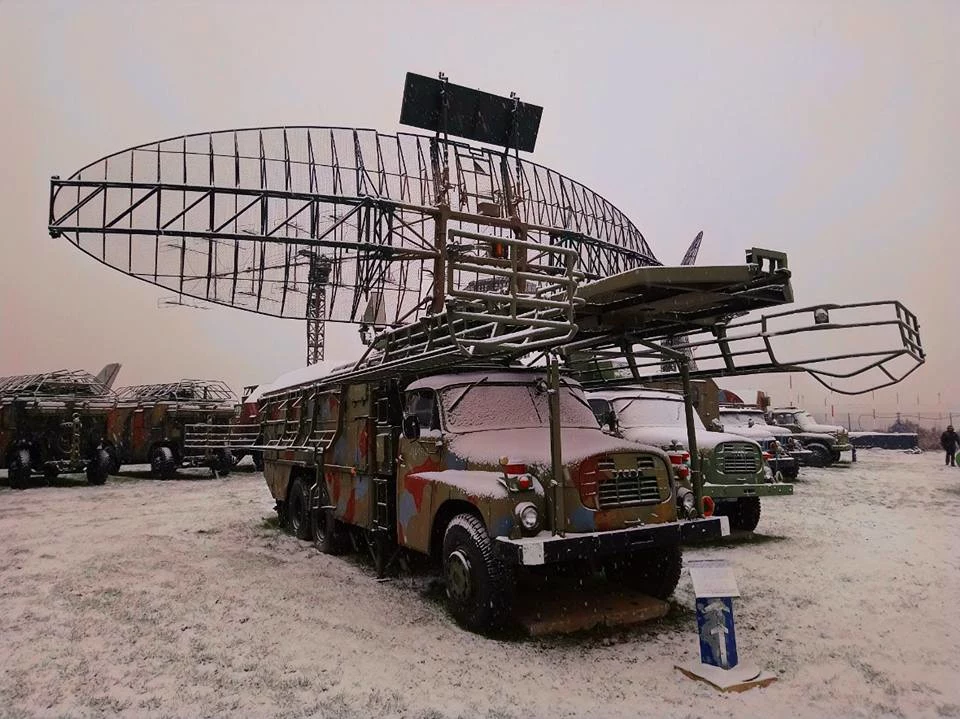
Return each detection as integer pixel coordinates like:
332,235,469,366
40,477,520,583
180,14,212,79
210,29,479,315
258,365,728,633
586,388,793,532
110,380,241,478
0,366,120,488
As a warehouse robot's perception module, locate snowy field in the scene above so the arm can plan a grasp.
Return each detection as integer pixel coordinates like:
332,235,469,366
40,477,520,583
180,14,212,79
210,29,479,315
1,450,958,719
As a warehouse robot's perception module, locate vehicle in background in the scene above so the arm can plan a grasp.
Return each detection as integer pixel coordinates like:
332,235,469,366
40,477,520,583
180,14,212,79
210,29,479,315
258,366,728,633
766,407,854,467
110,380,240,478
0,365,121,488
716,405,811,478
587,388,793,532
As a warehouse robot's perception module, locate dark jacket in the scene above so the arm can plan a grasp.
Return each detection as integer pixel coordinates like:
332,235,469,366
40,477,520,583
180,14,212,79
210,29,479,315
942,430,960,452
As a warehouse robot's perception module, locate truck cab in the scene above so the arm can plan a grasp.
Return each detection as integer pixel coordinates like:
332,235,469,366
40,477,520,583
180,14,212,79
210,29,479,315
716,406,805,479
259,367,728,632
766,407,853,466
586,388,793,532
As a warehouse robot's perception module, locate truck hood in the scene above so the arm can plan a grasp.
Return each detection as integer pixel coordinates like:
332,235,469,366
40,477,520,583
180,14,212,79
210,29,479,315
722,425,778,442
802,422,847,435
617,425,758,452
447,427,666,467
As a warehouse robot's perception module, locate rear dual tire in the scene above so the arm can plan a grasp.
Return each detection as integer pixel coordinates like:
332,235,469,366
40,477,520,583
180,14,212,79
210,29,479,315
86,448,111,486
7,448,32,490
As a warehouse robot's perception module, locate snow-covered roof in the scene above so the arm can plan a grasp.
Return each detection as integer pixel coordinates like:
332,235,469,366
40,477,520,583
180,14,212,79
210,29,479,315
259,360,356,399
587,387,683,401
407,369,581,393
719,406,765,414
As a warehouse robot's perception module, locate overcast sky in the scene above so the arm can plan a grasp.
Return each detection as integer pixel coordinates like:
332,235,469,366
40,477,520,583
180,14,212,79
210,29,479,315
0,1,955,422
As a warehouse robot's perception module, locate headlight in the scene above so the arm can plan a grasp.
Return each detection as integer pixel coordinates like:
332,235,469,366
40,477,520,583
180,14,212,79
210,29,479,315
515,502,540,533
682,492,696,512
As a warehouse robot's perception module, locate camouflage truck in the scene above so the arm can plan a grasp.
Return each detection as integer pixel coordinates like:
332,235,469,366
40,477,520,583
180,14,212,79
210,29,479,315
586,388,793,532
766,406,854,467
258,366,728,633
110,380,239,478
0,366,120,488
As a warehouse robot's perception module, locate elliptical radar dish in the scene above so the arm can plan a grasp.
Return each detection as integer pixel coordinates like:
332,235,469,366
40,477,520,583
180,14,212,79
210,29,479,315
48,72,657,363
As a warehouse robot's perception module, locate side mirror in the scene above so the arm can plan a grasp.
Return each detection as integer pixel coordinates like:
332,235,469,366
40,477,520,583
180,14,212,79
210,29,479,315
601,412,618,435
402,414,421,440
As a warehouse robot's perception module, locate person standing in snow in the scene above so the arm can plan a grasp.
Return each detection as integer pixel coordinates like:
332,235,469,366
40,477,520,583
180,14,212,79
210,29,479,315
941,425,960,467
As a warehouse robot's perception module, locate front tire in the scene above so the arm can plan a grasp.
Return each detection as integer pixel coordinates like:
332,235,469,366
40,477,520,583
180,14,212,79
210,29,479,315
8,448,32,490
86,448,111,486
807,443,832,468
286,478,311,540
727,496,761,531
442,514,512,632
605,544,683,600
150,446,177,479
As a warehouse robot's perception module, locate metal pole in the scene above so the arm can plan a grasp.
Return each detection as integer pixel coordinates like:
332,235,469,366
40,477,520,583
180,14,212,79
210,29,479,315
548,356,565,537
679,358,703,516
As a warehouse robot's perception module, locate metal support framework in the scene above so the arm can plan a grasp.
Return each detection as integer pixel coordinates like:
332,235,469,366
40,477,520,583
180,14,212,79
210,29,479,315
0,369,116,404
565,301,925,396
115,379,236,406
48,127,658,342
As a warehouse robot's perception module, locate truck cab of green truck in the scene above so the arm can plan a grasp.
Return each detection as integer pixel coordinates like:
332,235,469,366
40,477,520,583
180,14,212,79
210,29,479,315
586,387,793,532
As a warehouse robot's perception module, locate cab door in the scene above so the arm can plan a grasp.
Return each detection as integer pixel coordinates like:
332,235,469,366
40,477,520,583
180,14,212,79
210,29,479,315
396,388,444,552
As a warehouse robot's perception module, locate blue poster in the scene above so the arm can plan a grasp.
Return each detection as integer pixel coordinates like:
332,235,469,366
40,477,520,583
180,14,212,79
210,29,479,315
695,597,738,669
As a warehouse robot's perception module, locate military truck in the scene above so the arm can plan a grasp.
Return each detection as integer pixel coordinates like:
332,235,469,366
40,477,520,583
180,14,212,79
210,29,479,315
586,388,793,532
110,379,239,478
0,365,120,488
766,406,853,467
716,405,812,475
258,366,728,632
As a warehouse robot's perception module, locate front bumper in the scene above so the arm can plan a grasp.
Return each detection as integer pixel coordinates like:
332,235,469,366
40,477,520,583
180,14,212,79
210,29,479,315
703,482,794,499
495,516,729,566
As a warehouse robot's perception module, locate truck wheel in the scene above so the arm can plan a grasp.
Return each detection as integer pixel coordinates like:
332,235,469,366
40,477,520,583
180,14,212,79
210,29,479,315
807,443,832,467
7,449,32,490
214,449,235,477
150,446,177,479
442,513,512,632
286,478,312,540
731,496,761,532
86,448,111,486
605,545,683,600
311,480,344,555
252,451,263,472
782,462,799,481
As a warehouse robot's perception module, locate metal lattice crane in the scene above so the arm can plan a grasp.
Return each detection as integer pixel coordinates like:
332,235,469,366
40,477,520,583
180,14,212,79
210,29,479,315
681,230,704,266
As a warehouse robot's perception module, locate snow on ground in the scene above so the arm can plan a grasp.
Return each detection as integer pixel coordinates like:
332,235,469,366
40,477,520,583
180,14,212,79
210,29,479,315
1,451,958,718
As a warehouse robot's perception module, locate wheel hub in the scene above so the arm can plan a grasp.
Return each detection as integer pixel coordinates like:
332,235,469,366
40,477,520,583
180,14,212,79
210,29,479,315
446,549,473,603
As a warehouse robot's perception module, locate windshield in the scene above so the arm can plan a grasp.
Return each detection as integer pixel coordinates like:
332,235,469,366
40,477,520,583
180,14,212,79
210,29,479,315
611,396,706,431
439,382,599,432
720,411,766,427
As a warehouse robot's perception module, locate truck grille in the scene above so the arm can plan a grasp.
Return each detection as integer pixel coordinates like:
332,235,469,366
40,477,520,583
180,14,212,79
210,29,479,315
718,442,760,474
597,457,663,508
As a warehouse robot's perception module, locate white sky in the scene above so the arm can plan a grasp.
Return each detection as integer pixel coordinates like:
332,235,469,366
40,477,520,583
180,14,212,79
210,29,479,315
0,1,955,419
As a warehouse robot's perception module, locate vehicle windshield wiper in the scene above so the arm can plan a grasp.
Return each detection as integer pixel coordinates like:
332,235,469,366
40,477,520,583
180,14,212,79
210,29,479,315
446,376,489,414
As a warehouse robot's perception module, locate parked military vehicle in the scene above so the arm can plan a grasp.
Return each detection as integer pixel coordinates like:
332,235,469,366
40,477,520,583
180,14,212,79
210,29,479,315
716,405,810,478
766,407,853,467
111,380,241,478
586,388,793,531
0,365,121,488
257,365,728,632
